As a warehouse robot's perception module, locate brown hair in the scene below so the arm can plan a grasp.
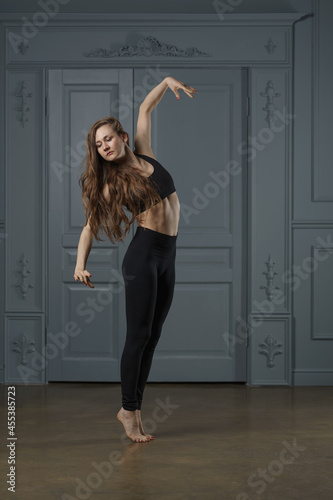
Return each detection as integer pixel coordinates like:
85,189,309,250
78,116,161,243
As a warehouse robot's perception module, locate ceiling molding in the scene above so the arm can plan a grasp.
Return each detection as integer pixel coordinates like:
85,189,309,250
0,12,311,27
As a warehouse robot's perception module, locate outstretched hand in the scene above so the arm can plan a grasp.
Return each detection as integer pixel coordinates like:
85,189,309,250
165,77,197,100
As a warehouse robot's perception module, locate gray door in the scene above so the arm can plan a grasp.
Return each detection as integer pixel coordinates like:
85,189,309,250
47,67,247,382
139,68,248,381
47,69,133,381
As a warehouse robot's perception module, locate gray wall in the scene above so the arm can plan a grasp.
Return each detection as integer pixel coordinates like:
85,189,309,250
0,0,332,385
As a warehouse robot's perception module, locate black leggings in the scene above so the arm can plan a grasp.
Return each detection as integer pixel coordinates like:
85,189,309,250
120,226,177,411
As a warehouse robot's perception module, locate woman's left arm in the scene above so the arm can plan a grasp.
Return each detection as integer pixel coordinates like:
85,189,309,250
140,77,196,112
134,77,196,154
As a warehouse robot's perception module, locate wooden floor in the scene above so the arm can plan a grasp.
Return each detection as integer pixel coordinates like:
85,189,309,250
1,383,333,499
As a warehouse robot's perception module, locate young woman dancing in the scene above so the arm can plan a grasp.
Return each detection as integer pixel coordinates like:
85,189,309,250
73,76,196,443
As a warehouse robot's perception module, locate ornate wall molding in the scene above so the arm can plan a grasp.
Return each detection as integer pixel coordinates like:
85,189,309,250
15,253,34,300
259,254,280,301
264,37,277,54
259,80,281,128
258,335,283,368
18,39,29,55
12,334,36,366
1,10,310,386
16,81,32,127
84,35,211,58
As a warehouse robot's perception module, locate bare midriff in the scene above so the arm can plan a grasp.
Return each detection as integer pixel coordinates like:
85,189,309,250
136,191,180,236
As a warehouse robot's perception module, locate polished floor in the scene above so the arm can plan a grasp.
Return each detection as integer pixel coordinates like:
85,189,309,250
1,383,333,500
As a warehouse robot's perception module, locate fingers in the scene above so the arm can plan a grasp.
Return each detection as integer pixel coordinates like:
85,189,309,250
174,83,197,100
183,84,197,98
73,270,94,288
73,272,90,283
184,90,196,99
183,83,196,93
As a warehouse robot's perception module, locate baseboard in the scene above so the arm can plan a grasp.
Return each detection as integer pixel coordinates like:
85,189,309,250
293,370,333,385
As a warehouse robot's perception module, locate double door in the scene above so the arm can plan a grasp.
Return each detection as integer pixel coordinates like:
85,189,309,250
47,67,248,382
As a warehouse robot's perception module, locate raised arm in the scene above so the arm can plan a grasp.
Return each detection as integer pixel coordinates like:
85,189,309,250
134,77,197,156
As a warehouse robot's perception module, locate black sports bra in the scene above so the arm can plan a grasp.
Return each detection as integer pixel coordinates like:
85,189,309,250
124,153,176,213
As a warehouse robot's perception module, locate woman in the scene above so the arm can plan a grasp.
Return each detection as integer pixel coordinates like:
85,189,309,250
73,76,196,443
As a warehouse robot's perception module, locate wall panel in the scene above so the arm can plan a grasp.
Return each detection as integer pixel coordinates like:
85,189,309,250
0,9,314,384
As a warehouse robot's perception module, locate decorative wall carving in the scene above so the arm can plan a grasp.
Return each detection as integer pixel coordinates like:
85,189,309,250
259,254,280,301
18,39,29,55
16,81,32,127
264,38,277,54
84,36,211,58
258,335,283,368
259,80,281,128
12,334,36,366
15,253,34,300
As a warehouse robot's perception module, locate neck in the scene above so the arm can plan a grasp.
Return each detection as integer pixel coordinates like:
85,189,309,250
111,145,142,170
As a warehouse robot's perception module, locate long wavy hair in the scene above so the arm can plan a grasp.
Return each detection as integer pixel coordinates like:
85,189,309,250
78,116,161,243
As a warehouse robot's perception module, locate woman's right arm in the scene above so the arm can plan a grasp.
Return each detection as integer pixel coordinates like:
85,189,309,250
73,221,95,288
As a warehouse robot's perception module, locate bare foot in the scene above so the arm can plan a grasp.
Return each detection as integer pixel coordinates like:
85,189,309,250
117,408,150,443
136,410,155,440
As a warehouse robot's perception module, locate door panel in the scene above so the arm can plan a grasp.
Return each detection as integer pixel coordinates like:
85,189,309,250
133,68,248,381
47,69,133,381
